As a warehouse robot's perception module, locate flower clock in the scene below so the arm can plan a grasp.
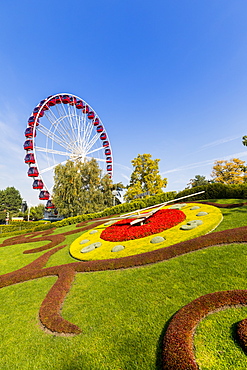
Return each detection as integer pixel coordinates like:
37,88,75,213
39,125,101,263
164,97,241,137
101,209,186,241
70,203,223,261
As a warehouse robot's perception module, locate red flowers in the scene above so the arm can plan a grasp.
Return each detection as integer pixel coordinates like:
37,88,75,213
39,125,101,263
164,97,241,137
100,209,186,242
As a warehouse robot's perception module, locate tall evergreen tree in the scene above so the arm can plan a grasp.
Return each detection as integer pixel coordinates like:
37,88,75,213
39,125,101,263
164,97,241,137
124,153,167,201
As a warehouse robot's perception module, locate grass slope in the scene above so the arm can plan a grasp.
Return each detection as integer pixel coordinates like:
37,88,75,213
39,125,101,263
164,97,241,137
0,201,247,369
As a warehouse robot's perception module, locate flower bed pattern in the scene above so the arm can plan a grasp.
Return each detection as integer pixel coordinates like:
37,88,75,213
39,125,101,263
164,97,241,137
100,209,186,241
70,203,222,261
162,289,247,370
1,201,247,367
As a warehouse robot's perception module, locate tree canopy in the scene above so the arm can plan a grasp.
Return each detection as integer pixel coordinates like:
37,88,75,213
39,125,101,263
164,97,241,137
210,158,246,184
187,175,209,188
52,159,116,217
124,153,167,201
0,187,22,213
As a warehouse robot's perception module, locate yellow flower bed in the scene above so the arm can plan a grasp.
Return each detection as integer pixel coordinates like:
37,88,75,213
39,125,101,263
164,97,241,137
70,203,222,261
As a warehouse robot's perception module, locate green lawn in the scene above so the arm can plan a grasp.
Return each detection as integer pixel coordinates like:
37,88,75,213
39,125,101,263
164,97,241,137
0,201,247,369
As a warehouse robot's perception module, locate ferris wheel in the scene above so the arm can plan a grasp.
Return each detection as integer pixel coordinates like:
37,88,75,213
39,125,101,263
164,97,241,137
23,93,113,204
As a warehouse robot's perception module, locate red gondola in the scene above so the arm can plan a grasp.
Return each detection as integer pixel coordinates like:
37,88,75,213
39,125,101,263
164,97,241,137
39,99,46,106
28,116,39,126
33,107,44,117
39,99,49,111
105,148,111,155
45,200,55,209
62,95,70,104
76,100,84,109
24,153,35,164
96,125,104,133
39,191,50,200
103,141,109,148
69,97,77,105
47,98,56,107
28,167,39,177
106,156,112,163
25,127,36,138
88,111,95,119
24,140,33,151
55,96,62,104
107,165,112,172
82,105,89,114
32,179,44,189
100,133,107,140
93,118,100,126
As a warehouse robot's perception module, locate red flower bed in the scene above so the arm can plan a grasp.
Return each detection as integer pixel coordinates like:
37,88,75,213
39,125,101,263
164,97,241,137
100,209,186,242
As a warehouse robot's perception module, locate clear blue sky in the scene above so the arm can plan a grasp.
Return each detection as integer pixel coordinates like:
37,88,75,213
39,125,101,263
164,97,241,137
1,0,247,206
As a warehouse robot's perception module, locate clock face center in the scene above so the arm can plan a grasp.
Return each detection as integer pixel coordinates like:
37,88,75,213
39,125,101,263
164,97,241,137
100,209,186,242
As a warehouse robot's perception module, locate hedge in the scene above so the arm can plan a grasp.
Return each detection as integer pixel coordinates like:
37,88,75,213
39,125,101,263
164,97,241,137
175,183,247,201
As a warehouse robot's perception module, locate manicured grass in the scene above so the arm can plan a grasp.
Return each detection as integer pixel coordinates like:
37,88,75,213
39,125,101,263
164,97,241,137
0,200,247,369
195,306,247,370
213,205,247,232
0,241,50,274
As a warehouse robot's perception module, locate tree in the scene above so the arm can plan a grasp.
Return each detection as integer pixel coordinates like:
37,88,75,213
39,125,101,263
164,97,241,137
29,204,45,221
124,153,167,201
53,158,115,217
187,175,209,188
211,158,246,184
0,187,22,213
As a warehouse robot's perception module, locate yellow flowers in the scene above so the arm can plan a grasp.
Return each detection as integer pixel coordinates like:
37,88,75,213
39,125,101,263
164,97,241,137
70,203,222,261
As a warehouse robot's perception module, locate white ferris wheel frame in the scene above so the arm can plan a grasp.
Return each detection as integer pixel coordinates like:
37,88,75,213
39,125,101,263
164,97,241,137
27,93,113,197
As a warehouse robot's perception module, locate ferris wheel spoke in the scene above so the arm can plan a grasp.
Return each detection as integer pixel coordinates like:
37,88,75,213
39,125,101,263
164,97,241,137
87,146,104,155
54,119,78,148
37,123,71,150
82,117,98,149
84,132,101,153
85,156,106,163
39,160,68,174
84,119,95,147
65,104,81,141
35,146,71,157
45,105,78,145
57,105,79,138
45,109,78,147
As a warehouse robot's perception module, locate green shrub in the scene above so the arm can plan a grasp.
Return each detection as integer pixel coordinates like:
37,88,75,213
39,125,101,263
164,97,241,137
175,183,247,201
0,191,177,235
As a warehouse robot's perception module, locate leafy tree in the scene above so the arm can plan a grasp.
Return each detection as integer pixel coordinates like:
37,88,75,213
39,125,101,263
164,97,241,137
211,158,246,184
0,191,5,211
0,187,22,213
124,153,167,201
29,204,45,221
0,211,6,224
53,158,115,217
187,175,209,188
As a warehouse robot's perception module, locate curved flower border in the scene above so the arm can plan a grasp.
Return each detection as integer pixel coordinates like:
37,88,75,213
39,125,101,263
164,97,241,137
1,202,247,368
